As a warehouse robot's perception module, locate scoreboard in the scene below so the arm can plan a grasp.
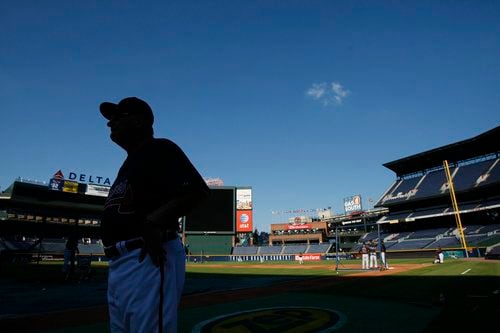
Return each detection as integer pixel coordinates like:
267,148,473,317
184,187,253,234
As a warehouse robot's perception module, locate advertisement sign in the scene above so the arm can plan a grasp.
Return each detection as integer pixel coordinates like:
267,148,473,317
85,184,111,197
48,178,64,191
48,170,111,194
67,172,111,185
236,188,252,210
62,180,79,193
236,210,253,232
287,223,312,230
288,216,312,223
294,254,321,261
344,195,362,214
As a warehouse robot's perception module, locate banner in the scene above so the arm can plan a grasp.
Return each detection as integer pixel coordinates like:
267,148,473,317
62,180,79,193
294,254,321,261
344,195,362,214
48,178,63,191
287,223,312,230
85,184,111,197
236,210,253,232
236,188,252,210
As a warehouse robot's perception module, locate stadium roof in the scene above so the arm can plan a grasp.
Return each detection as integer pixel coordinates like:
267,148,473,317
1,181,105,212
384,125,500,177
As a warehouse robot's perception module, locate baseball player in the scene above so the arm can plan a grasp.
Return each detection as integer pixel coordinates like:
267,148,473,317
360,242,369,269
369,240,378,269
380,241,388,270
298,252,304,265
434,247,444,264
99,97,210,332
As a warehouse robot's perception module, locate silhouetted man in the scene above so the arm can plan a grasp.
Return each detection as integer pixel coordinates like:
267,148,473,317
99,97,209,332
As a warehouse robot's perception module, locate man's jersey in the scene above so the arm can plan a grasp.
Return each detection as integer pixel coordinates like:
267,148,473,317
101,138,208,246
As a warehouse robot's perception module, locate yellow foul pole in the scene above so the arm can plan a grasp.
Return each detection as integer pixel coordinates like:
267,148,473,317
443,160,469,258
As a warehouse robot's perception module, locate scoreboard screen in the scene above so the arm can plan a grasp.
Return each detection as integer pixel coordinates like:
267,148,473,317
184,188,235,233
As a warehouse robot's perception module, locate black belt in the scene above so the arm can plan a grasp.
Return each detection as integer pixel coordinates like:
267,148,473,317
104,232,178,258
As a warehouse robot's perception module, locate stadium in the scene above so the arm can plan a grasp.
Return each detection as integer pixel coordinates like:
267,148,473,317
1,126,499,332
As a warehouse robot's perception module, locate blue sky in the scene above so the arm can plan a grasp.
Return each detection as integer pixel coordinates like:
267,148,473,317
1,1,499,232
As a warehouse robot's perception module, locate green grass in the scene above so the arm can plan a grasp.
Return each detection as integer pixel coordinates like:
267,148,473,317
185,258,434,276
2,258,499,333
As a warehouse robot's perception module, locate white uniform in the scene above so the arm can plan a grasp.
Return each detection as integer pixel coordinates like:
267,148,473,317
107,238,186,333
360,244,369,269
369,246,378,268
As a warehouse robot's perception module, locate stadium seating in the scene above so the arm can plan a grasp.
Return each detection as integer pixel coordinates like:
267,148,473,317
406,227,449,239
378,159,500,208
381,177,421,205
359,231,379,242
2,237,38,251
232,246,258,255
480,159,500,187
479,223,500,233
415,170,449,199
306,243,331,254
427,237,461,248
386,231,412,241
389,239,434,250
259,246,283,255
380,211,412,221
463,225,485,235
40,241,66,253
384,240,398,249
453,159,496,191
465,234,492,246
282,244,307,254
230,221,499,256
458,202,480,211
410,207,447,218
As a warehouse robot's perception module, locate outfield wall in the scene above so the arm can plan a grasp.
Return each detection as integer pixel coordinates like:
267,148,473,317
185,234,233,255
187,248,483,263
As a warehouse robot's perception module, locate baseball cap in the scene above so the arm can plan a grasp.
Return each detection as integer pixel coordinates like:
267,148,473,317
99,97,154,125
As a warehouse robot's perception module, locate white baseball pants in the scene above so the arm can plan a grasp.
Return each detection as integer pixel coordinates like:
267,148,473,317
369,253,378,268
107,238,186,333
362,253,369,269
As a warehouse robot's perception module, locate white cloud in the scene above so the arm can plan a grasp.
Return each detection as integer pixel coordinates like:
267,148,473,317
306,81,350,106
306,83,327,100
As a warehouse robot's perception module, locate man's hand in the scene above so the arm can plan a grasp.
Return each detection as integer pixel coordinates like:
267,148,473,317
139,223,165,267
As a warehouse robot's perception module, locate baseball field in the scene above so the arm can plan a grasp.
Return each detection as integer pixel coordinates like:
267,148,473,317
1,257,499,332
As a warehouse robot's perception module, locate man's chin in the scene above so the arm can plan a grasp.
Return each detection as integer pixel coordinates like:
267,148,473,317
110,133,134,150
110,133,124,145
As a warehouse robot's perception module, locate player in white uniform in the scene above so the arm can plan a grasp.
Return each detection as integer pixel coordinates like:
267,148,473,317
369,240,378,269
100,97,210,332
360,242,369,269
